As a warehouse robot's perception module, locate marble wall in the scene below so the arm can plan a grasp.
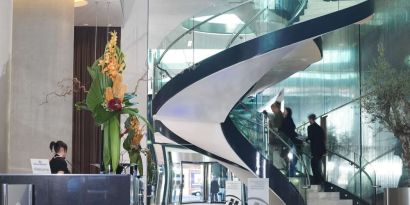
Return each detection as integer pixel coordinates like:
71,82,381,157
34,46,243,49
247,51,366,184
0,0,13,173
8,0,74,173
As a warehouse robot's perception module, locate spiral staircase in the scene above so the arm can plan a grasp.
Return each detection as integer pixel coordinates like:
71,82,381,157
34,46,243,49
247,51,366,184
152,0,375,204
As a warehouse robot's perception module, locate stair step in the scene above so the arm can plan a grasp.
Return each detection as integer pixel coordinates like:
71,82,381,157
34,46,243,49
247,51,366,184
307,199,353,205
307,191,340,200
309,185,323,192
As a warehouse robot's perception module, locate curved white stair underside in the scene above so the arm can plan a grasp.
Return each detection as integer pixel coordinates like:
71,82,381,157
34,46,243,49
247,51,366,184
154,39,321,204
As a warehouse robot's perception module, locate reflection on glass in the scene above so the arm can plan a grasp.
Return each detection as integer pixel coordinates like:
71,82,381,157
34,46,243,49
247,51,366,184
181,163,205,203
208,163,228,203
163,146,239,204
168,162,181,203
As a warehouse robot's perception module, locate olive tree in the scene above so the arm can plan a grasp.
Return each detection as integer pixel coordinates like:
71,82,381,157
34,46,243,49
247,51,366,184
361,44,410,187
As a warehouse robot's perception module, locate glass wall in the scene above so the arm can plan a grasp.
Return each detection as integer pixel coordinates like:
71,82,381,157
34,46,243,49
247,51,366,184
360,0,410,189
256,23,361,151
250,0,410,193
161,145,241,204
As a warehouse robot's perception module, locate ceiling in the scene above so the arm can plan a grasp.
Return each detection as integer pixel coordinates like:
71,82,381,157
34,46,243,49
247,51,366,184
74,0,124,27
74,0,239,46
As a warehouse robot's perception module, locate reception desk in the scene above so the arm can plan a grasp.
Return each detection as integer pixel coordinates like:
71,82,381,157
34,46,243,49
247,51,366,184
0,174,130,205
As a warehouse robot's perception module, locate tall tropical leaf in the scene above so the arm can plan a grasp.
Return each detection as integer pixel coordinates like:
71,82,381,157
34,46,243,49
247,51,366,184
109,116,120,172
87,57,101,80
85,77,104,112
103,122,111,172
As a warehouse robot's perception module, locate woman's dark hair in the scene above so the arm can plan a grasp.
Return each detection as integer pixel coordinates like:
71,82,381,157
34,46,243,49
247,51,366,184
49,141,67,153
285,107,293,117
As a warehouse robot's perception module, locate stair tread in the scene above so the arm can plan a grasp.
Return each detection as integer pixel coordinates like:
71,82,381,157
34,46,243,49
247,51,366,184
308,191,340,199
307,198,353,205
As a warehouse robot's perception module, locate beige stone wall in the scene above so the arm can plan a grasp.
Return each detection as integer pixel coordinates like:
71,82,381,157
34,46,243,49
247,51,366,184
0,0,13,173
8,0,74,173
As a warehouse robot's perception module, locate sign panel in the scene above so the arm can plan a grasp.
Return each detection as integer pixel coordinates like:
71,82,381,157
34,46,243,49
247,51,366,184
247,178,269,205
225,180,242,205
30,159,51,174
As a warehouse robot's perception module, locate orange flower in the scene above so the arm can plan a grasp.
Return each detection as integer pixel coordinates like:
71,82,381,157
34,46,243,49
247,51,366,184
112,74,127,101
131,128,144,145
130,116,140,130
104,87,114,104
99,31,125,80
130,116,143,145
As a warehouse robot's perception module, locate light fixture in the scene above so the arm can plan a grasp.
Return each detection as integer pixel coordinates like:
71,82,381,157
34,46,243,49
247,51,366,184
74,0,88,7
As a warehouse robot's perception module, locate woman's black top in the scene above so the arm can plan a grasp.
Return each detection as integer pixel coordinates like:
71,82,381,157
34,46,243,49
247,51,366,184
280,116,301,145
50,154,70,174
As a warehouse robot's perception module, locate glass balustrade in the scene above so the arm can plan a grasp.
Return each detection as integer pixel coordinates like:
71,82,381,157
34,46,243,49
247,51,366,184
153,0,306,94
229,108,311,201
325,151,376,204
153,0,368,96
230,102,376,204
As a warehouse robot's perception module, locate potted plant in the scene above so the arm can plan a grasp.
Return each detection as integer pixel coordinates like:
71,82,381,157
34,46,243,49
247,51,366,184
76,31,152,174
361,44,410,203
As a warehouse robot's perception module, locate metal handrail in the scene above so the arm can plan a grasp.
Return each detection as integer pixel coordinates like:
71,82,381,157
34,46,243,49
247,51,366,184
232,112,377,201
231,110,377,188
296,97,362,131
362,147,395,169
225,8,267,48
154,0,253,70
227,0,309,48
326,150,374,186
230,113,311,187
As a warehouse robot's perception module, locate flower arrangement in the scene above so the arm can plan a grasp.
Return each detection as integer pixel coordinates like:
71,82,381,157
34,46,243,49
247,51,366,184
77,31,151,173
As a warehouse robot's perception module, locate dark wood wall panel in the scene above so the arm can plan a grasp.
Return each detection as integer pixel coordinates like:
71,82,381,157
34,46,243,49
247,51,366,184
73,26,121,173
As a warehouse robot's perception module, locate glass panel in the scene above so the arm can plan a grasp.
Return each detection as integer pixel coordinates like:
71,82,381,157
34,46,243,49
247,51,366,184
208,163,228,203
229,108,310,201
167,161,182,203
181,163,205,203
153,0,311,94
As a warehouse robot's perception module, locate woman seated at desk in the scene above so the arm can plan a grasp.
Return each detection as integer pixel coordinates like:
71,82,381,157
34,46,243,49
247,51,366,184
49,141,70,174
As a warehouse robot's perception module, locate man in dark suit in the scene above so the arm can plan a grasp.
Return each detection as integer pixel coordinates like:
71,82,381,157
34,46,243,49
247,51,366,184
210,177,219,202
306,114,326,185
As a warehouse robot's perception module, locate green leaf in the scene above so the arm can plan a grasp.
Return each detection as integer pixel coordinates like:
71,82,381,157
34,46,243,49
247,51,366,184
124,93,136,101
122,93,137,107
122,107,139,115
86,75,104,112
87,58,101,80
103,122,111,172
99,74,112,94
129,150,143,175
87,66,97,81
74,100,89,111
123,133,132,151
109,116,120,173
93,104,116,124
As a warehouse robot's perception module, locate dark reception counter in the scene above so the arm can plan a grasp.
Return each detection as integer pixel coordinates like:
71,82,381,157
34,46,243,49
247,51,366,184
0,174,130,205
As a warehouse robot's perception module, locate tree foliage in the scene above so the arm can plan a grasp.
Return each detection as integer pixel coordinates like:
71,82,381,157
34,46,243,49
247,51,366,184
361,44,410,186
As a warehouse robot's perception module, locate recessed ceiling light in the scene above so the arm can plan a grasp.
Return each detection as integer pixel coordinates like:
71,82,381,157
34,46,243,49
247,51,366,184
83,23,89,26
74,0,88,7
